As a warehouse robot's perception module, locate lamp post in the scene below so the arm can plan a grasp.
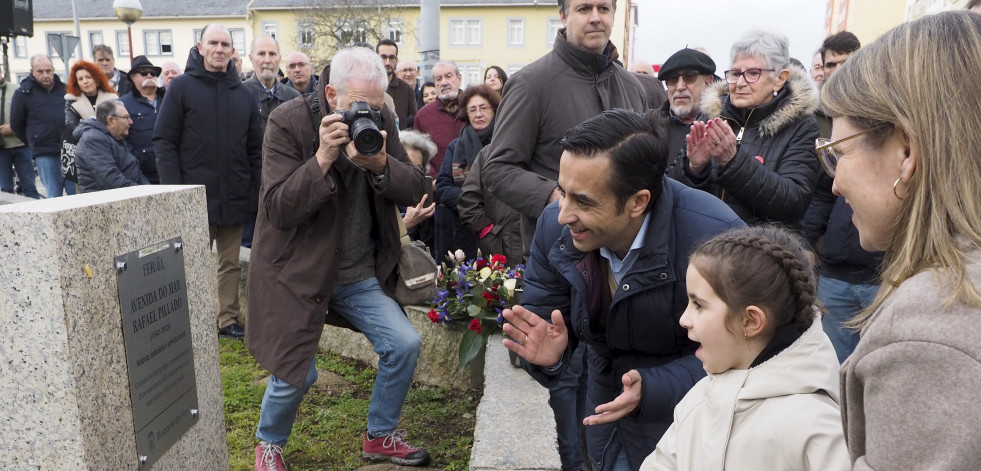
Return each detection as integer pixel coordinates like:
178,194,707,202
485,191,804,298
112,0,143,62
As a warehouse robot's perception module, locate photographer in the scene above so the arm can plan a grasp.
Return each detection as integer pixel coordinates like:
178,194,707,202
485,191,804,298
247,47,430,470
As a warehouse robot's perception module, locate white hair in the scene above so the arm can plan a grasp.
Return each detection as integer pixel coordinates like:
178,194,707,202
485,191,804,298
329,47,388,96
730,29,790,70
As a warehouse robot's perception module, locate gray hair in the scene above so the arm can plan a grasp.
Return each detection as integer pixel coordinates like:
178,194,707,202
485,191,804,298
730,29,790,70
250,34,279,54
96,100,126,125
329,47,388,97
557,0,617,16
432,60,460,76
399,130,437,169
29,54,52,69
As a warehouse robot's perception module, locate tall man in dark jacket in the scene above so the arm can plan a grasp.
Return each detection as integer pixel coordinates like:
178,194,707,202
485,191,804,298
74,100,148,191
480,1,648,468
10,54,73,198
154,23,263,340
120,55,165,184
94,44,133,97
504,110,744,471
247,47,430,470
0,67,39,199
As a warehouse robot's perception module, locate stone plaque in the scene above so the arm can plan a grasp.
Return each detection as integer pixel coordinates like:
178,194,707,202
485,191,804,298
116,238,199,469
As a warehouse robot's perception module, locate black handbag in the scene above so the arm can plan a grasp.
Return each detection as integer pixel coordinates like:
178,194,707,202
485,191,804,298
61,112,81,182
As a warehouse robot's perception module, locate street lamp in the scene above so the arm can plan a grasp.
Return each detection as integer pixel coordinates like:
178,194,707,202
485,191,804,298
112,0,143,62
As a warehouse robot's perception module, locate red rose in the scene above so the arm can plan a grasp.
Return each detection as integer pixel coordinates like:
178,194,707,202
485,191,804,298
427,309,440,323
482,292,499,302
491,254,507,265
475,259,489,269
469,318,482,333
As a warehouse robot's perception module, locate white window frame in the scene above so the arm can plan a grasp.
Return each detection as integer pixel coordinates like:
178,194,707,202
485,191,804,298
387,19,403,45
229,28,246,54
449,19,481,47
262,21,278,41
546,18,562,47
298,20,315,49
115,30,129,57
335,20,369,46
143,30,173,56
88,31,103,58
507,18,525,47
193,29,203,44
13,36,28,58
506,64,523,76
458,63,482,88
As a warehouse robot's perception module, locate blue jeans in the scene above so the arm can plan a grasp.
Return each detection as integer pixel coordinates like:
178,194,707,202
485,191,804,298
549,342,587,470
35,155,76,198
256,277,422,446
818,275,878,363
0,146,40,198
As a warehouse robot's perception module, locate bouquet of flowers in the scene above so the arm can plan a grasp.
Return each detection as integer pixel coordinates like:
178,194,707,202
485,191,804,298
427,250,524,369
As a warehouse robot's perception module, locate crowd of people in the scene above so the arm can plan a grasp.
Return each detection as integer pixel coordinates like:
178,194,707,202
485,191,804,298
3,1,981,470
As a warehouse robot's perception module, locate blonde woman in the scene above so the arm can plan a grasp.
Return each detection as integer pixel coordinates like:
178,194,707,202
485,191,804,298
819,11,981,469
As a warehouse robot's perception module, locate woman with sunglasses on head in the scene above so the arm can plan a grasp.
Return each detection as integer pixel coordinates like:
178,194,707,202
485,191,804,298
668,29,820,228
820,11,981,470
119,55,167,184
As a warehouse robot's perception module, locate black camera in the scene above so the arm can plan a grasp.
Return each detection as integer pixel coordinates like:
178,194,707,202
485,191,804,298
333,100,385,156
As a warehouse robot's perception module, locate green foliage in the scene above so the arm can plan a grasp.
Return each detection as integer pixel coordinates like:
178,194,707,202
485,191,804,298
220,339,478,470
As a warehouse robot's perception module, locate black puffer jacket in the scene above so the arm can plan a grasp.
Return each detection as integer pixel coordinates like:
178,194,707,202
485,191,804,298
668,66,821,227
153,46,263,226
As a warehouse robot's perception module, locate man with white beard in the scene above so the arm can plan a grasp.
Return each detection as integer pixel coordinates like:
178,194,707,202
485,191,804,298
241,34,300,248
120,55,166,183
655,48,716,172
244,35,300,134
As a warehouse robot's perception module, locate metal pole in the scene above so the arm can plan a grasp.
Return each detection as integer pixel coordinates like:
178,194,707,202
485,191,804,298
419,0,439,82
72,0,82,59
127,25,134,61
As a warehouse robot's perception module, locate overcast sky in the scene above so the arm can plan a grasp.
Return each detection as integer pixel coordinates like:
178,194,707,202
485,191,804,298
631,0,828,72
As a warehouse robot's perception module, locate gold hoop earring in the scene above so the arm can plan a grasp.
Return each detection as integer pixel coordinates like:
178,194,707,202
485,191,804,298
893,177,905,201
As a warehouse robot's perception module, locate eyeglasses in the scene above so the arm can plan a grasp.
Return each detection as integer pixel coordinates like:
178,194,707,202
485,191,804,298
724,68,776,84
134,69,157,77
111,113,132,120
399,67,418,73
663,71,700,86
814,128,877,177
467,104,492,116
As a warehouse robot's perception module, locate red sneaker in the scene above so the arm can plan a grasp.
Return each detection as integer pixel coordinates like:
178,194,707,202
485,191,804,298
362,430,431,466
255,441,288,471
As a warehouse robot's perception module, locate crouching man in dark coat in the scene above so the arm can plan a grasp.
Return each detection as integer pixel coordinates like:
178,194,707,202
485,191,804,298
247,47,431,470
74,100,148,191
504,110,745,470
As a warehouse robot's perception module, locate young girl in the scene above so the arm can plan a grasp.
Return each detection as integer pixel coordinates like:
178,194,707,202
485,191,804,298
642,226,849,471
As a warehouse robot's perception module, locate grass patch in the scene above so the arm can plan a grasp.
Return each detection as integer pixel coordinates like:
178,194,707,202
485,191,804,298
220,339,479,470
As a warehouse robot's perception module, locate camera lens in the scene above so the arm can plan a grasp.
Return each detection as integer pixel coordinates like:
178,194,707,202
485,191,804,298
350,118,384,155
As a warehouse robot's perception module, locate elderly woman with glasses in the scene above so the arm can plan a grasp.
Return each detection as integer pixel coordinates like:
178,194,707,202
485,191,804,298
434,84,501,262
668,29,820,227
819,11,981,470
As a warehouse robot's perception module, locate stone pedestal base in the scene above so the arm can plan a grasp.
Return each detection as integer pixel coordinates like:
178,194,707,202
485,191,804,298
0,185,228,470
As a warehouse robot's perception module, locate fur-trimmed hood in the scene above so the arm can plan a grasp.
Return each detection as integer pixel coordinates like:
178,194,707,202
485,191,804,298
700,65,818,138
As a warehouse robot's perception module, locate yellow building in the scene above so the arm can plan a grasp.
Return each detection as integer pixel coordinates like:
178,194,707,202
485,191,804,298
907,0,973,18
7,0,632,88
824,0,906,45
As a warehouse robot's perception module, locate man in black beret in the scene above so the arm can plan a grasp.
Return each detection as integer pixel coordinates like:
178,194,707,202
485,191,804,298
656,48,716,169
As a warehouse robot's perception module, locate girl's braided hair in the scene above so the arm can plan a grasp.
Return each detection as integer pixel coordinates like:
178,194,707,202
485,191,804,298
690,226,818,330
